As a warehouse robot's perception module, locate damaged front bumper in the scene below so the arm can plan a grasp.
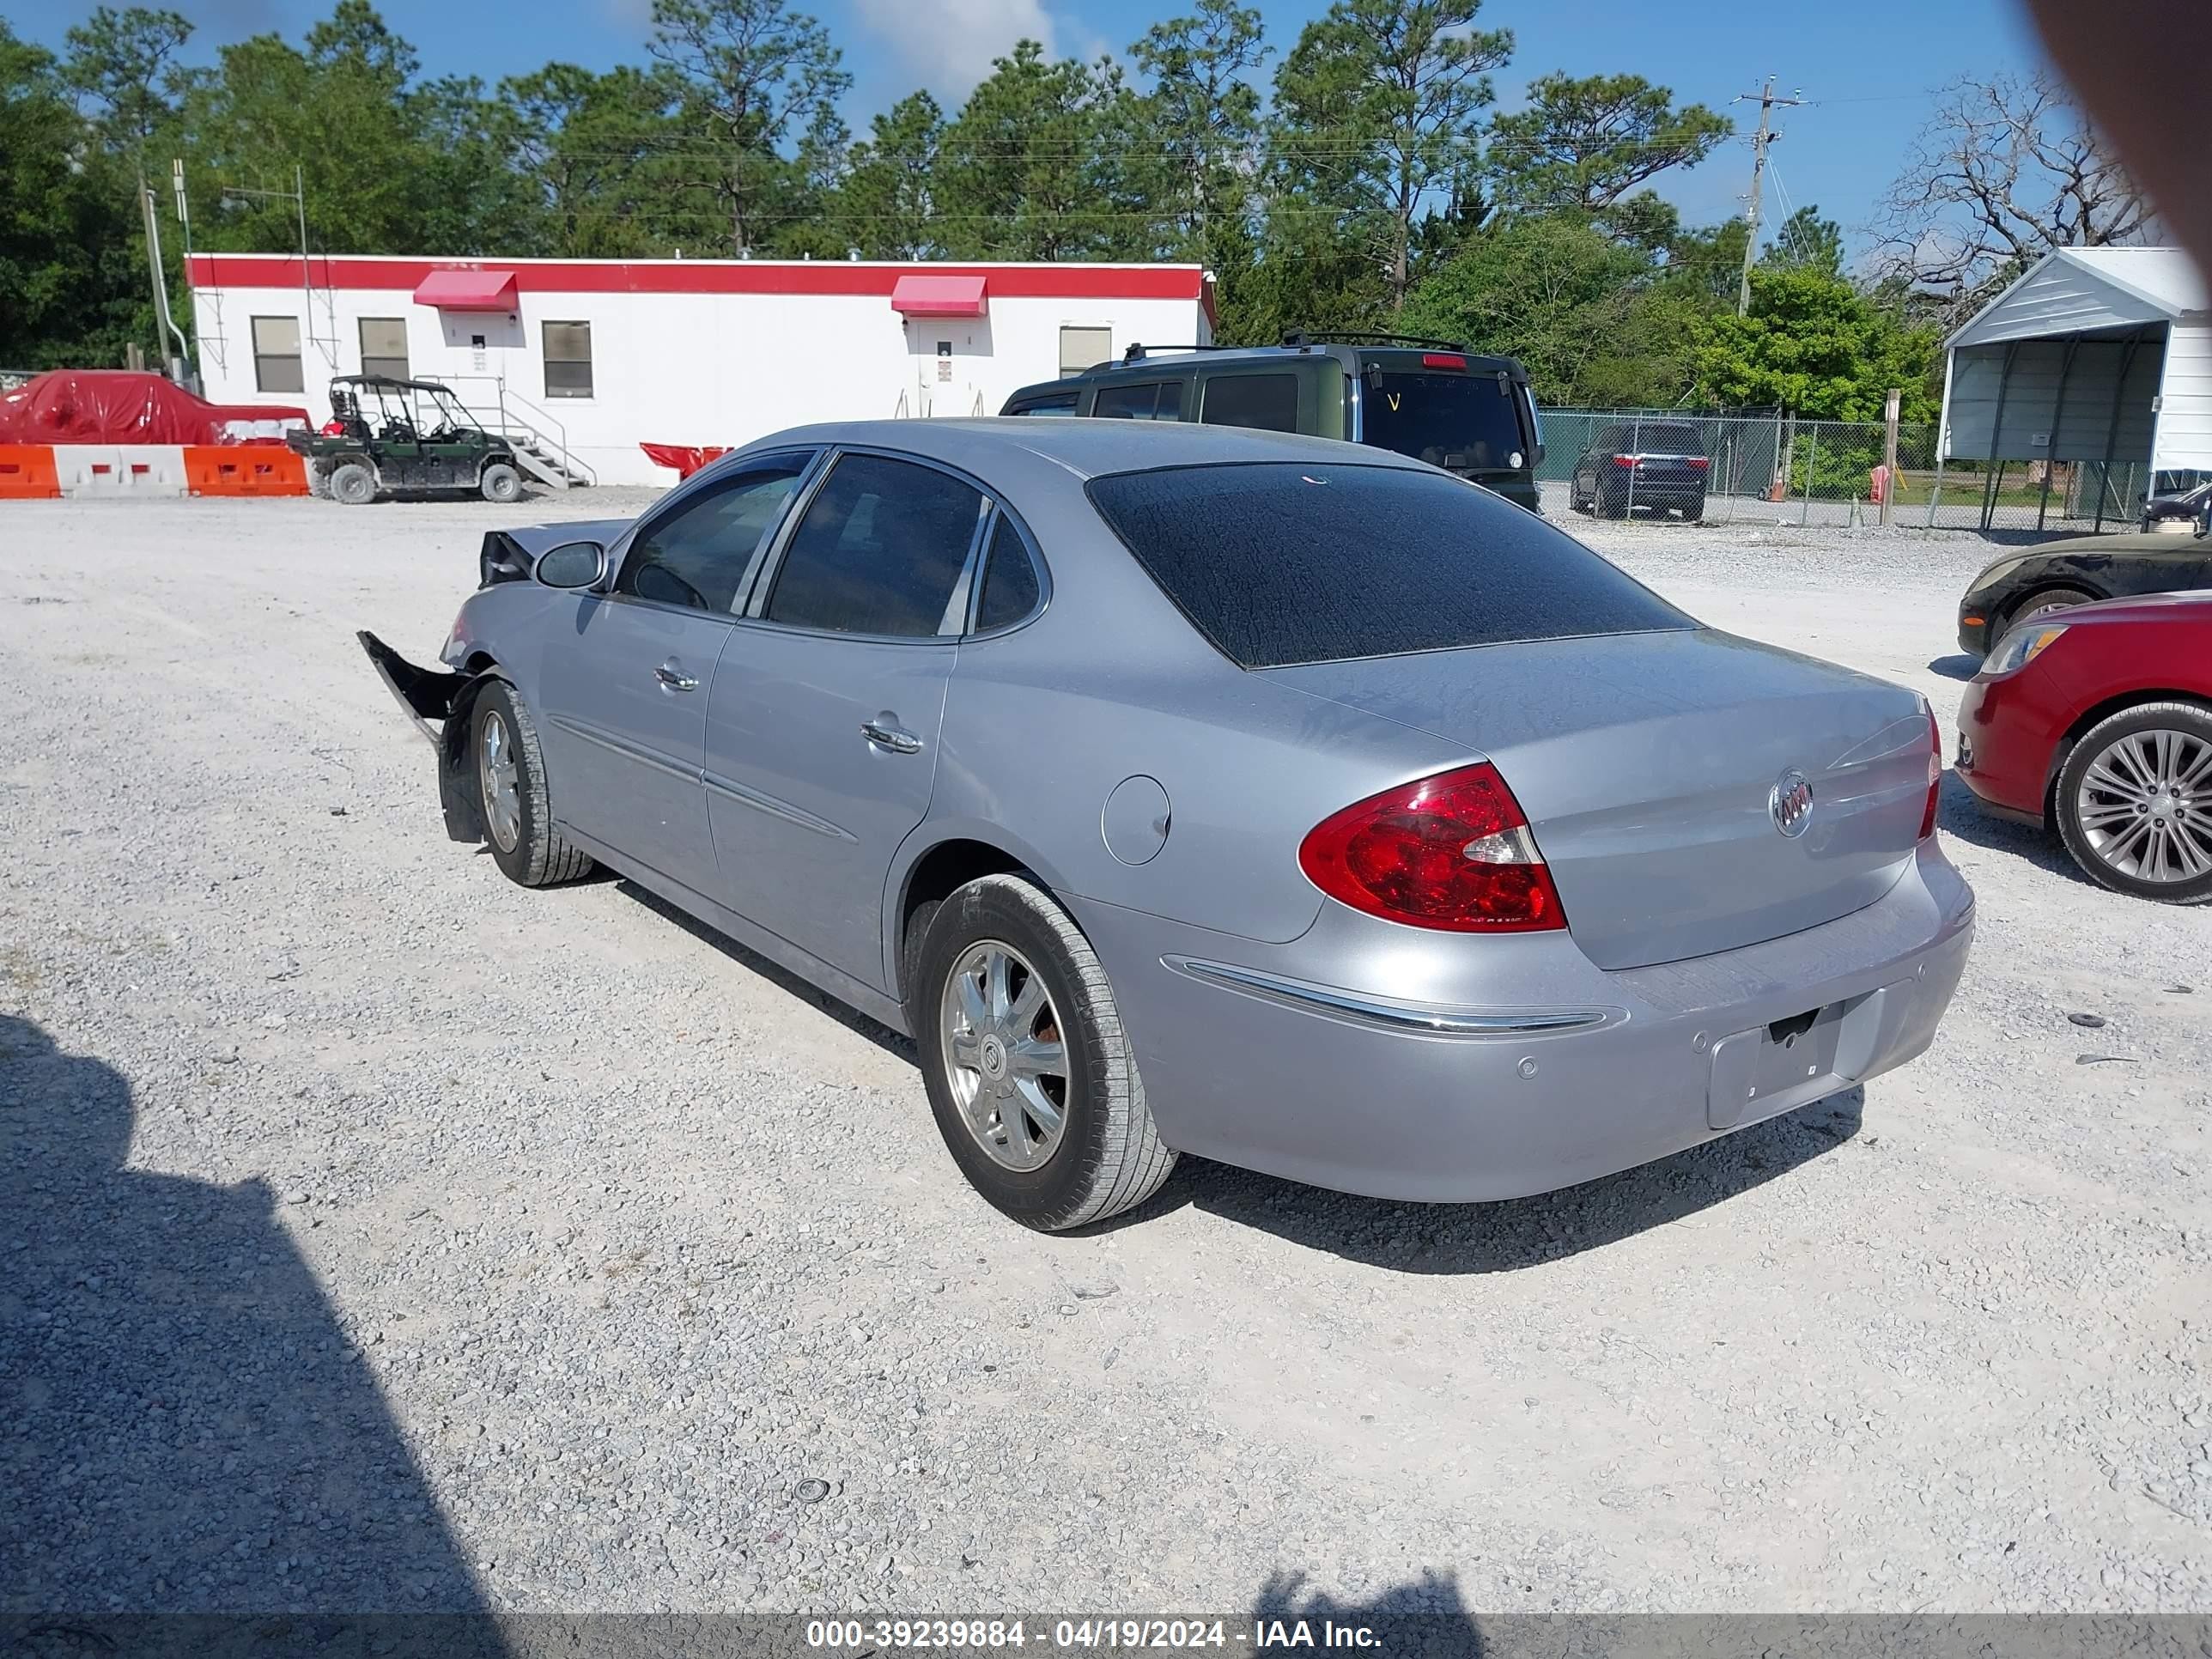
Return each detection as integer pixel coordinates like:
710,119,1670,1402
356,629,486,842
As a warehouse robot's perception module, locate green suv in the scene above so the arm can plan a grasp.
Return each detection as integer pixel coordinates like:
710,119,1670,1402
1000,333,1545,514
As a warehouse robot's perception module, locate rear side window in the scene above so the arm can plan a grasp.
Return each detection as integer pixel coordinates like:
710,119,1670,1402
1091,381,1184,421
1085,462,1692,669
974,516,1042,631
1007,391,1079,416
766,453,982,637
1200,374,1299,433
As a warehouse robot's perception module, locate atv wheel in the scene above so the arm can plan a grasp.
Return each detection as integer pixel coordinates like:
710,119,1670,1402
479,462,523,505
329,461,377,506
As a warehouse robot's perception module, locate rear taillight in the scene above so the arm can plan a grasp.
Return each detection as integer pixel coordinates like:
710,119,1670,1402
1610,453,1638,468
1299,763,1566,933
1919,707,1942,840
1686,457,1711,471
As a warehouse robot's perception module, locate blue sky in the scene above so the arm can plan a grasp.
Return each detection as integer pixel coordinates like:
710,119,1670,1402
18,0,2048,259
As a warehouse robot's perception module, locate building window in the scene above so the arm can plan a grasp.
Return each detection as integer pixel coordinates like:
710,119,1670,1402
1060,325,1111,378
544,321,593,398
358,318,409,380
252,316,304,394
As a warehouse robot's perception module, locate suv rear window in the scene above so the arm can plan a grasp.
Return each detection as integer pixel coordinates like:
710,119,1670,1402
1086,463,1691,669
1613,422,1705,454
1360,369,1527,471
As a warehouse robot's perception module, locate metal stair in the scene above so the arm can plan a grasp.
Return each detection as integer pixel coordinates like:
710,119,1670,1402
441,376,596,491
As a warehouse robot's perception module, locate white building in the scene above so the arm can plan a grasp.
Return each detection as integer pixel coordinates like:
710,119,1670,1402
185,252,1214,487
1941,246,2211,525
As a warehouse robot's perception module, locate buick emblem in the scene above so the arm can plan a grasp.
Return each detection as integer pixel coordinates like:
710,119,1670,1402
1770,769,1815,838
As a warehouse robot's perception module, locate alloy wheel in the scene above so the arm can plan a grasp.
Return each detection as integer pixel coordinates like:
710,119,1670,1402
939,939,1070,1171
2074,726,2212,885
478,709,522,854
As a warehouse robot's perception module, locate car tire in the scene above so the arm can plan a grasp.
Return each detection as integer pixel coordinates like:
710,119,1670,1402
912,873,1176,1231
1684,494,1707,521
480,462,524,505
469,680,595,888
1599,489,1627,520
2005,586,2098,634
329,461,377,505
2054,701,2212,905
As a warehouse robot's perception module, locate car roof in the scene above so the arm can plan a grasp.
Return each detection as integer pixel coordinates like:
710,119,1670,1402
727,417,1428,482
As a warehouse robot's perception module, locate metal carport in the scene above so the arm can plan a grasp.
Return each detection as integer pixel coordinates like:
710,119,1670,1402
1940,247,2210,530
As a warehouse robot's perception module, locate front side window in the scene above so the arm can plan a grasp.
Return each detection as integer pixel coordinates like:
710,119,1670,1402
618,456,812,613
1200,373,1299,433
1086,461,1692,669
252,316,303,394
544,321,592,398
358,318,409,380
766,453,983,638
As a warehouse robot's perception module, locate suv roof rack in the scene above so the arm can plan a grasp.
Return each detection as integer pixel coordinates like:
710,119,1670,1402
1116,342,1242,366
1279,331,1472,353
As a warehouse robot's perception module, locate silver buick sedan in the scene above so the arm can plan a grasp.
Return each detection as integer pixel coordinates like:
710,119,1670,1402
361,419,1973,1231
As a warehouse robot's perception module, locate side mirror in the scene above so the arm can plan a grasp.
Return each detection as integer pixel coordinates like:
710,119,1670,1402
534,541,606,590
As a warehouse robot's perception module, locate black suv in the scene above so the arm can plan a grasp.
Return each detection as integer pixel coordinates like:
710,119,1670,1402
1568,421,1711,520
1000,334,1545,514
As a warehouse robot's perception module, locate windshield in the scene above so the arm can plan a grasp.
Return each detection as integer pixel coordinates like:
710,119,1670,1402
1360,371,1528,471
1086,461,1690,669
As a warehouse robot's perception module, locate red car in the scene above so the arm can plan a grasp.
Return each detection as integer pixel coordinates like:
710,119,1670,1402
1956,591,2212,902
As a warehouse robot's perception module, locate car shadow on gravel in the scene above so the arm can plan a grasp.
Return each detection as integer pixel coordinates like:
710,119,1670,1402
1109,1089,1867,1273
0,1012,497,1630
1928,653,1981,681
1934,770,2087,883
615,880,920,1062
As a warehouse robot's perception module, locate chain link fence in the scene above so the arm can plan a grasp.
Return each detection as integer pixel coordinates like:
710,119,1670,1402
1534,409,2157,534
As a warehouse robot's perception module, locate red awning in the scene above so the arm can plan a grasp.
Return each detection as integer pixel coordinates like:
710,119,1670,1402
413,269,519,311
890,274,988,318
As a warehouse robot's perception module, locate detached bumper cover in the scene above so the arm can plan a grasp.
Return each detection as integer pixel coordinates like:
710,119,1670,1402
356,630,486,842
1072,844,1973,1203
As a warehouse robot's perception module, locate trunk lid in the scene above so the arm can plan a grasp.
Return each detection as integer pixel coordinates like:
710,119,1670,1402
1265,629,1931,969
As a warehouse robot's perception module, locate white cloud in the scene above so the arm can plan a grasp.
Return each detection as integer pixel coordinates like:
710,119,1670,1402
848,0,1060,99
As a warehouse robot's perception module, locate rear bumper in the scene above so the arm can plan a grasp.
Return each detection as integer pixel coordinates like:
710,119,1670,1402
1070,843,1973,1203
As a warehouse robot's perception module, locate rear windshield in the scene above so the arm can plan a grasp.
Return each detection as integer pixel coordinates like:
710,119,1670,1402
1361,370,1527,471
1618,422,1705,454
1086,462,1692,669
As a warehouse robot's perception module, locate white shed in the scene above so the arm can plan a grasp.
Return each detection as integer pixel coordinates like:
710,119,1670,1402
1941,246,2211,526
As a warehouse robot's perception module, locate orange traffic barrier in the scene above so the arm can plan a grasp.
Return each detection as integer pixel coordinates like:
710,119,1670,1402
0,445,62,500
183,446,307,497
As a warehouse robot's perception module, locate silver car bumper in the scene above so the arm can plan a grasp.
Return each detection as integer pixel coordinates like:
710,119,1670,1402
1069,842,1974,1203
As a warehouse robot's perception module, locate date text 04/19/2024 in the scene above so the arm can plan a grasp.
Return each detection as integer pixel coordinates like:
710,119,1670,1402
802,1619,1382,1649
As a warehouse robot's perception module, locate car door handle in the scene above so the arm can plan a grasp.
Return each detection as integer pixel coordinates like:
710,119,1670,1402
653,661,699,692
860,717,923,755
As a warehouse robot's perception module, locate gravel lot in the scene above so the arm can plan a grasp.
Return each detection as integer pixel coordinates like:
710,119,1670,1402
3,490,2209,1620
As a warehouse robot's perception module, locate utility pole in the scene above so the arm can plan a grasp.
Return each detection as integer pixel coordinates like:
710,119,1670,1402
1734,78,1805,316
138,174,190,383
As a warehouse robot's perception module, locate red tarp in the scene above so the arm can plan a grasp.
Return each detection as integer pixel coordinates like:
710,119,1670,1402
413,269,520,310
890,274,988,317
641,442,731,480
0,372,309,447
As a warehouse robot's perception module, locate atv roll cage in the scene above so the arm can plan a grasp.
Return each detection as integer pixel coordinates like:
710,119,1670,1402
326,375,489,447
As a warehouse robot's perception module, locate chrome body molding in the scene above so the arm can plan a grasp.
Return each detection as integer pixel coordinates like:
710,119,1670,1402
1160,956,1620,1037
